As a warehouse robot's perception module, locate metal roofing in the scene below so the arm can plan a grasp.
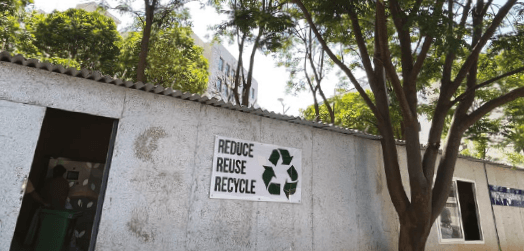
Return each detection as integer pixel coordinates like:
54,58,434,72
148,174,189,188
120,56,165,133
1,51,521,170
0,51,380,141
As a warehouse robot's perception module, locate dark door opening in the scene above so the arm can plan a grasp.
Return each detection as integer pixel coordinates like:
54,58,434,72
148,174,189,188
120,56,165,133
457,180,483,241
10,108,117,251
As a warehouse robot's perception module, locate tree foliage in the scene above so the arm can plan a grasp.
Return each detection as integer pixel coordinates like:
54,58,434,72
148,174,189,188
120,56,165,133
276,21,335,122
289,0,524,250
0,0,32,52
24,8,122,73
117,23,208,94
0,0,208,94
115,0,188,82
212,0,294,106
301,91,405,139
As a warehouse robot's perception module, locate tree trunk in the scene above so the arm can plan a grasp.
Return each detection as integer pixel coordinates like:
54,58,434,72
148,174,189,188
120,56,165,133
317,84,334,123
398,218,432,251
304,74,320,121
242,27,263,107
313,96,320,121
137,0,156,83
234,33,246,106
303,51,320,122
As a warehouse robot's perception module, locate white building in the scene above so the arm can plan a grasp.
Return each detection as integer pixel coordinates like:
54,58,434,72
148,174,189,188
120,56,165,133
192,34,258,107
76,2,121,26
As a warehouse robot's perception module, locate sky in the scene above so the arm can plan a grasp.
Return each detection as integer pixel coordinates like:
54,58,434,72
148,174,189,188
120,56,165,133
32,0,340,117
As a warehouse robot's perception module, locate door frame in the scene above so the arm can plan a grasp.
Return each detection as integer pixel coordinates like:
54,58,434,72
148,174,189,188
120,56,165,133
88,120,119,251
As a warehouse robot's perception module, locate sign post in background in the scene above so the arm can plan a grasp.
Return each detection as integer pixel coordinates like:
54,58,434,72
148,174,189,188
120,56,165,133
209,136,302,203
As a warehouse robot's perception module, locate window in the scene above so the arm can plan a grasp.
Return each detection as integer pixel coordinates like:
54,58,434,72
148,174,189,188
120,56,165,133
251,88,255,99
232,69,235,78
216,78,222,91
218,58,224,71
225,64,230,76
437,179,483,243
224,86,228,97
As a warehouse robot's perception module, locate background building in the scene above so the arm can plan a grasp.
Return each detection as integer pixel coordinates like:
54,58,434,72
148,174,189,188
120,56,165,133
76,3,255,106
192,34,258,107
75,2,121,26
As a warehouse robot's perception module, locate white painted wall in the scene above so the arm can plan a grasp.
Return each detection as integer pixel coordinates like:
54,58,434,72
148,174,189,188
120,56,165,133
486,164,524,251
0,62,519,250
0,100,46,251
92,89,398,250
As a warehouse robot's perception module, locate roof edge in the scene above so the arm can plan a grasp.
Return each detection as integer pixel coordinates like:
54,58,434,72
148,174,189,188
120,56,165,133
1,51,521,171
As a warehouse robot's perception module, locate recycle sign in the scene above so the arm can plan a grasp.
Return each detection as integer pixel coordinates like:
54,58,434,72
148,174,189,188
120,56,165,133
262,149,299,199
210,135,302,203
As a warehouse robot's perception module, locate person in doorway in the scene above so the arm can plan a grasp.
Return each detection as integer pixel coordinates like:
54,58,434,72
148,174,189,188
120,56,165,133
43,165,70,209
25,179,49,207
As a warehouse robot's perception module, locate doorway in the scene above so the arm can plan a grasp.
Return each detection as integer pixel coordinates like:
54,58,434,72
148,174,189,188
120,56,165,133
10,108,118,251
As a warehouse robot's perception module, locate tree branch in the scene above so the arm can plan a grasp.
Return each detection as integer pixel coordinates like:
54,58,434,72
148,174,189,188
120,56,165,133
374,0,411,215
292,0,381,123
376,0,415,123
480,0,494,17
343,5,375,80
408,0,445,86
451,66,524,105
408,0,425,19
407,36,433,85
442,0,471,86
412,35,423,58
422,0,467,182
464,87,524,128
431,114,466,222
450,0,517,97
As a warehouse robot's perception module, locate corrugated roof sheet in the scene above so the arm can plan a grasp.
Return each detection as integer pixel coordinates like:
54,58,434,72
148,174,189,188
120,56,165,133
1,51,521,170
0,51,381,140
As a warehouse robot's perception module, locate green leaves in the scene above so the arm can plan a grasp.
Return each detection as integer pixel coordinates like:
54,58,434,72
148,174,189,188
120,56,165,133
29,9,121,73
5,8,122,74
214,0,294,51
2,3,207,94
117,23,209,94
0,0,32,52
301,91,404,138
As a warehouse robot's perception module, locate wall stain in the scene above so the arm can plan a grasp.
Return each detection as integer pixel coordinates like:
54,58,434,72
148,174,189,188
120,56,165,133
134,127,167,162
127,208,155,242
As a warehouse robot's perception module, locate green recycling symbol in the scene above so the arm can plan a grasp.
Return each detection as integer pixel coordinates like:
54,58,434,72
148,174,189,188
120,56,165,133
262,149,298,199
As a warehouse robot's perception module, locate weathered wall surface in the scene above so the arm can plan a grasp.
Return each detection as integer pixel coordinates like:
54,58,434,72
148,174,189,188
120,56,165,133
0,62,126,119
0,100,45,251
0,62,520,250
486,164,524,251
94,88,397,250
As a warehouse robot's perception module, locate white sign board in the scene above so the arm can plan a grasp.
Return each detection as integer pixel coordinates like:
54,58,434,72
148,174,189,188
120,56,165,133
209,136,302,203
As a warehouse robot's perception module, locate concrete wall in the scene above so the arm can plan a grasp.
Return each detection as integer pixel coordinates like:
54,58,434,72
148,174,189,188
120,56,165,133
93,88,397,250
0,62,521,250
424,157,500,251
486,164,524,251
0,100,45,251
